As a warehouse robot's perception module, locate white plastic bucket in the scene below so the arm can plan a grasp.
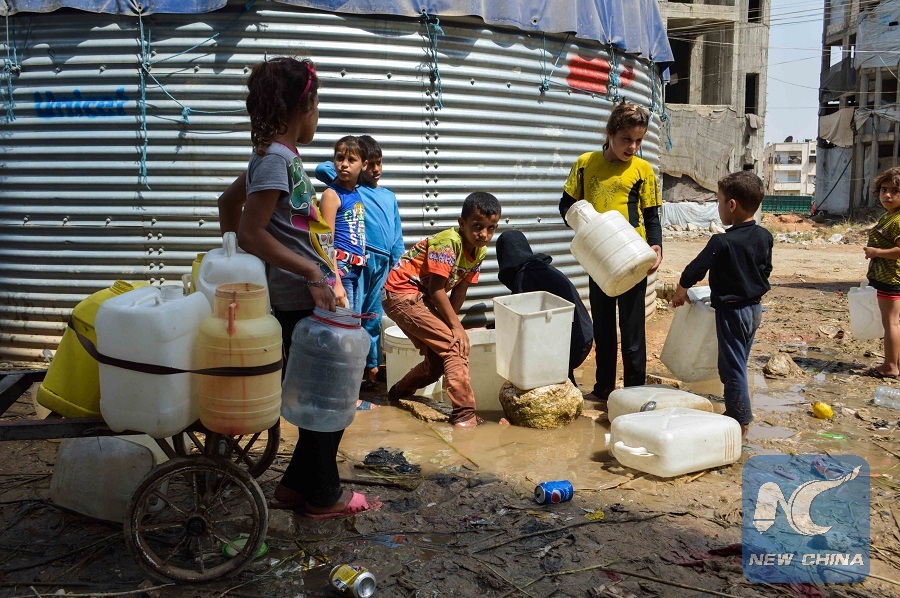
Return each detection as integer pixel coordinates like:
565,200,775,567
848,281,883,340
610,408,742,478
195,232,269,310
660,286,718,382
493,291,575,390
383,326,442,397
467,328,507,412
607,385,713,422
97,286,212,438
566,200,657,297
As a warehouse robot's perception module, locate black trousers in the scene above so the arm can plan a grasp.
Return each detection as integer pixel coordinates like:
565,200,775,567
588,277,647,397
274,309,344,508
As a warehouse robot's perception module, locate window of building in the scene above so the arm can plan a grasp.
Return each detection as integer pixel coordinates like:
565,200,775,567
667,36,692,104
748,0,763,23
745,73,759,114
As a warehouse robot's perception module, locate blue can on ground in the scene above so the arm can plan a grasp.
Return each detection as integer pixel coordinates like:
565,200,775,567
534,480,574,504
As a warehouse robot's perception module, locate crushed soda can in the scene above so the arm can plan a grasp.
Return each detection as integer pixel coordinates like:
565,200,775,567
534,480,574,504
330,564,376,598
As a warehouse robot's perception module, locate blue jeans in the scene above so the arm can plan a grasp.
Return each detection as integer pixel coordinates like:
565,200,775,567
338,262,364,314
360,250,393,370
716,302,762,426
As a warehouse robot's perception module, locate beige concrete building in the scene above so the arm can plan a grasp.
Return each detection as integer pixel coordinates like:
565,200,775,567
657,0,770,202
762,141,817,196
817,0,899,214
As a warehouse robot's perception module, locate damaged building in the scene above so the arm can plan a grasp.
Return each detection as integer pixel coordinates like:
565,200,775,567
657,0,770,226
817,0,899,215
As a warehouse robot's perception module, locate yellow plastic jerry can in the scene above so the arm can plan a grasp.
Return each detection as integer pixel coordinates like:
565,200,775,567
36,280,149,418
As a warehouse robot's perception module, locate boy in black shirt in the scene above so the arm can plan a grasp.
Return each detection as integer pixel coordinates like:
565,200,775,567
672,171,773,436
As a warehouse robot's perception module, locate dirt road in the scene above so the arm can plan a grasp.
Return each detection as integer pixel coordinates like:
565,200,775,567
0,237,897,597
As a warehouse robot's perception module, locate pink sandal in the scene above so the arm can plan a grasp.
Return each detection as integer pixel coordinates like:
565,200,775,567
300,492,382,519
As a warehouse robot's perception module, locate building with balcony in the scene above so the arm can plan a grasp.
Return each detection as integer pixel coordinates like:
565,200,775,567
657,0,770,207
763,141,817,196
816,0,899,214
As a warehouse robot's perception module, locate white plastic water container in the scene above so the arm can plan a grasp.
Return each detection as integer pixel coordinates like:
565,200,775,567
383,326,442,397
195,232,269,310
467,328,507,412
281,307,370,432
50,436,156,523
566,200,657,297
607,385,713,422
97,285,212,438
660,286,718,382
609,408,742,478
848,281,883,340
493,291,575,390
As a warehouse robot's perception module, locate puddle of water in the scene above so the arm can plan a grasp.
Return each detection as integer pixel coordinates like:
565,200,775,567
324,407,614,491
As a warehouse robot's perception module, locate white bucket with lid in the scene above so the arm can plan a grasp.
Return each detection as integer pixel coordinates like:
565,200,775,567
566,200,657,297
195,232,269,310
848,281,883,340
660,286,718,382
609,408,741,478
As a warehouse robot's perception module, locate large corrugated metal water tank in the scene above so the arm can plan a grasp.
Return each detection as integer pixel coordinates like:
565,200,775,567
0,2,663,362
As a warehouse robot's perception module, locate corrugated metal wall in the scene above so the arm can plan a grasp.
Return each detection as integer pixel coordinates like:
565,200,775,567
0,2,662,363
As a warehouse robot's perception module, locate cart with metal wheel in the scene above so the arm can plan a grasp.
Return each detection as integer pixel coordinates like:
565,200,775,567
0,368,280,583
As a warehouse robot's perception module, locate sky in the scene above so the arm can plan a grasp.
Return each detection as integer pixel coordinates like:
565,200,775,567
764,0,825,145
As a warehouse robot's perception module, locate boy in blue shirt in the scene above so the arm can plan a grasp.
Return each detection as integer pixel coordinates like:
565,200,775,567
672,171,773,437
316,135,404,390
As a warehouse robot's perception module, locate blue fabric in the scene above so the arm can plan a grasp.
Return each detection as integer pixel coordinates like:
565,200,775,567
328,182,366,258
360,250,393,369
715,302,762,426
339,263,364,314
5,0,673,62
316,161,404,261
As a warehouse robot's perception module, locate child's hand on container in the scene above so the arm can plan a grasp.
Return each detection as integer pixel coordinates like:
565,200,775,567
671,284,691,308
648,245,663,274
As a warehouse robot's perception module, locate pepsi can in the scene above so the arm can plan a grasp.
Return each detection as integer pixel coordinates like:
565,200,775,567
534,480,574,504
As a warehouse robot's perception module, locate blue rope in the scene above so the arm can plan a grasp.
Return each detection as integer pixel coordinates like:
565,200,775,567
138,10,150,189
654,59,673,151
540,33,569,93
421,10,444,109
607,43,621,103
3,14,21,123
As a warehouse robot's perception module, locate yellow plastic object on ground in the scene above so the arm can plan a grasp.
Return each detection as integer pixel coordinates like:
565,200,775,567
36,280,149,418
811,401,833,420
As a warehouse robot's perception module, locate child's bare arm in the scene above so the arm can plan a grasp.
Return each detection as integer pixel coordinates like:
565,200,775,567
448,280,471,314
218,172,248,234
864,244,900,260
238,188,335,311
426,275,469,357
320,189,348,307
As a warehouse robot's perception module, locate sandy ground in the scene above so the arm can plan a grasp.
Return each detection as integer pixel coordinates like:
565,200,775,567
1,231,898,597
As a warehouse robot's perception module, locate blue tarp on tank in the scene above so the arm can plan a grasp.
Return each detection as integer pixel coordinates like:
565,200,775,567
2,0,673,62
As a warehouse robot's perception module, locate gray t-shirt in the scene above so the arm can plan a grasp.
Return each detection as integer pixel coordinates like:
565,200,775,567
246,143,335,311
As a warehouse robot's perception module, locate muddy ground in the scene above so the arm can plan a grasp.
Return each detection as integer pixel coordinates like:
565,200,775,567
1,216,899,597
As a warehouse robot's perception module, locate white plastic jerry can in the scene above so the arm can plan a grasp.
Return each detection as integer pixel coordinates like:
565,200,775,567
195,232,269,310
848,281,884,340
607,385,713,422
97,285,212,438
660,286,719,382
609,408,742,478
565,200,657,297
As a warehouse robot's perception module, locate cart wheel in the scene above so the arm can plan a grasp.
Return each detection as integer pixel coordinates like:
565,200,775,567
172,421,280,478
124,456,267,583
